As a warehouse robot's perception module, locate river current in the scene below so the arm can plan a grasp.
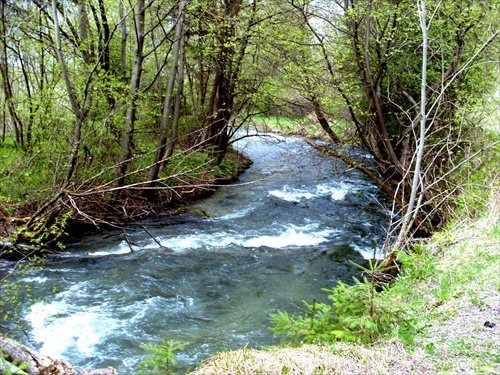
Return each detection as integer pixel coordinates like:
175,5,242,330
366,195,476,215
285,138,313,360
18,133,390,373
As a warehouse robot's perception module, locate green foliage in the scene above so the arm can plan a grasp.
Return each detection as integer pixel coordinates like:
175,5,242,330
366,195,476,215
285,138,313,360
0,256,43,336
250,115,302,133
448,133,500,220
15,210,73,248
271,262,416,345
0,138,65,203
137,337,188,375
272,204,499,357
397,244,436,280
0,350,30,375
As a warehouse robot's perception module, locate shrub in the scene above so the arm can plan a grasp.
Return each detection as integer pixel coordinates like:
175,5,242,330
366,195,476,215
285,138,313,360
271,260,418,345
137,337,187,375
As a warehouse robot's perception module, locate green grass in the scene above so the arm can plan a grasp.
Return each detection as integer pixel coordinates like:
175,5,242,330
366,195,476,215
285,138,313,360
250,114,303,133
400,216,500,373
0,137,29,202
249,114,357,142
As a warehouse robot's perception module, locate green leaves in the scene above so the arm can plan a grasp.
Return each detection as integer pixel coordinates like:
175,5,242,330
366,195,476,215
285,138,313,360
0,350,30,375
137,337,188,375
270,272,417,346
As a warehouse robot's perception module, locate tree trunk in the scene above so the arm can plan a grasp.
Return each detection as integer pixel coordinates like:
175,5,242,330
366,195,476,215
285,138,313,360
0,1,24,148
311,97,341,144
116,0,145,187
147,0,187,188
0,335,118,375
51,0,87,188
201,0,252,163
164,30,186,162
393,0,429,250
97,0,110,72
119,0,127,80
78,0,91,64
304,138,405,209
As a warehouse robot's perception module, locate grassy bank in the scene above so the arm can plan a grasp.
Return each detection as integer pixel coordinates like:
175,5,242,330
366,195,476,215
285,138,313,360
191,193,499,374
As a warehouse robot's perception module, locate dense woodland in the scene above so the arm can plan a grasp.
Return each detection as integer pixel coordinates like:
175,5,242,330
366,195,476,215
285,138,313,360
1,1,499,373
0,0,498,251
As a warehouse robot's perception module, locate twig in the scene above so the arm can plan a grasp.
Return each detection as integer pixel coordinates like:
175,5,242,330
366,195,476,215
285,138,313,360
122,229,135,252
140,225,171,250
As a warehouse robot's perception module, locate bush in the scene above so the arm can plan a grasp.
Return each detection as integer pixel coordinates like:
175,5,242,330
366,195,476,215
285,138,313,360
271,260,419,345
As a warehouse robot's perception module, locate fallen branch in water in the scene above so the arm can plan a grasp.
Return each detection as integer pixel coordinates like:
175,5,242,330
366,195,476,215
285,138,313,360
0,242,41,263
141,225,172,250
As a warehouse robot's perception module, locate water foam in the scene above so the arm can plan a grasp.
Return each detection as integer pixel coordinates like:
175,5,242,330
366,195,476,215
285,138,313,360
158,231,238,251
242,227,334,248
218,205,256,220
352,244,386,260
316,183,350,200
269,183,351,203
88,240,131,256
26,301,121,358
155,223,337,252
269,185,315,202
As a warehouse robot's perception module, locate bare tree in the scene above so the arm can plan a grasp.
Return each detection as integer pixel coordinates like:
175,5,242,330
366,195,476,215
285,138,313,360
393,0,429,249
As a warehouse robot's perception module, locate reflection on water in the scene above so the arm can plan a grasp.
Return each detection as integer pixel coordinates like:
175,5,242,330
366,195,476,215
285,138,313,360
20,133,389,373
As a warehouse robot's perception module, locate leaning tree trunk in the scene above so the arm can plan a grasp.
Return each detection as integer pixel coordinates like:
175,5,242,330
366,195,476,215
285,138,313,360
311,96,341,144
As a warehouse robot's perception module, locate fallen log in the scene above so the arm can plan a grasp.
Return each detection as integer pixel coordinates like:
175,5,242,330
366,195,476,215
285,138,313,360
0,335,118,375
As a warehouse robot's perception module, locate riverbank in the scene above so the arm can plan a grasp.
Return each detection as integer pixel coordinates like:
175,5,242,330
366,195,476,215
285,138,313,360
191,191,500,374
0,149,253,251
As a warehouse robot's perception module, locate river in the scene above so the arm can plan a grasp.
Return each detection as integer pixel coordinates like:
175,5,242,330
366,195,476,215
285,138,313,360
18,132,390,373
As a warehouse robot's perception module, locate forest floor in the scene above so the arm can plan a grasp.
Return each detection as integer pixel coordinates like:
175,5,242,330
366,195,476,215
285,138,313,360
191,192,500,375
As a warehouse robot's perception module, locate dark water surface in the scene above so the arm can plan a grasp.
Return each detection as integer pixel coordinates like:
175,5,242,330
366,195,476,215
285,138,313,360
19,133,389,373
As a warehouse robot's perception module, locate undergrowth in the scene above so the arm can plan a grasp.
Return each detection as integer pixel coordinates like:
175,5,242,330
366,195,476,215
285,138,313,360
137,337,188,375
270,257,424,346
269,208,499,373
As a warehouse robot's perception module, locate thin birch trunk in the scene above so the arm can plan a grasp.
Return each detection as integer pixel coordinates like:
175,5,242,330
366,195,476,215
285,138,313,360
394,0,428,249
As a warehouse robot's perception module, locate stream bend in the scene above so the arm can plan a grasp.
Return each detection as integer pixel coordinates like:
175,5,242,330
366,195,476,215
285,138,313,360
20,133,390,373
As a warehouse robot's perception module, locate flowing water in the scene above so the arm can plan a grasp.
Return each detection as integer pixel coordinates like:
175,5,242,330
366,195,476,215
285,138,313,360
17,133,390,373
